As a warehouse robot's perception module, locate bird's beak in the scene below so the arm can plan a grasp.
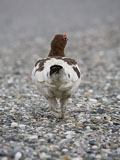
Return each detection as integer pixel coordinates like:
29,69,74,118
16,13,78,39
64,38,68,41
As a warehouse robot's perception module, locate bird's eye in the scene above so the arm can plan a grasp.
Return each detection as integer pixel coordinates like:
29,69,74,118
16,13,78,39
62,34,68,41
63,37,68,41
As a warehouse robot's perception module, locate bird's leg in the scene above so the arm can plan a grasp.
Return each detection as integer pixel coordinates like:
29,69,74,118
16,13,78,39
47,97,57,112
60,98,68,119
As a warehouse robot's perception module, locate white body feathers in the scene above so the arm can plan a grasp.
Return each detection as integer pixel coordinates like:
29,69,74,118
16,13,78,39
32,57,81,99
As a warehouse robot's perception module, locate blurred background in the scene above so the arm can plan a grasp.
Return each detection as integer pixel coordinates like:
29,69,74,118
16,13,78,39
0,0,120,46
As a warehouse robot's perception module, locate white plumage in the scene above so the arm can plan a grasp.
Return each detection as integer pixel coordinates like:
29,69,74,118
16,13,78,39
32,34,81,118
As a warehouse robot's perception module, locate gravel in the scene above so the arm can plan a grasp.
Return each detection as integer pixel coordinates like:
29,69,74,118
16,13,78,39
0,24,120,160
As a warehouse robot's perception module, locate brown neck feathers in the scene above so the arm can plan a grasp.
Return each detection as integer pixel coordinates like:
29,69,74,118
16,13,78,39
48,48,65,57
48,34,67,57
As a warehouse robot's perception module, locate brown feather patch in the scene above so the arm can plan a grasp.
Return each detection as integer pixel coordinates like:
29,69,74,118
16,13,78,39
73,66,80,78
35,58,50,72
49,56,63,59
63,58,77,65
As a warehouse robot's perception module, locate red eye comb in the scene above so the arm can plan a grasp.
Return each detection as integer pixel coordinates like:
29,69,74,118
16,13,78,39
62,34,67,39
54,34,67,39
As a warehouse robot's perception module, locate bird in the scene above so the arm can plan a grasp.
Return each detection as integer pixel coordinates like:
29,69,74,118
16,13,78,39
32,34,81,118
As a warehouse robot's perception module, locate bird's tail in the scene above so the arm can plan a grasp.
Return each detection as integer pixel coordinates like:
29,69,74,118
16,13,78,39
50,65,63,76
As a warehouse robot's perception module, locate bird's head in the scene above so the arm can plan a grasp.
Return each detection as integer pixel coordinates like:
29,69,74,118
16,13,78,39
51,34,68,50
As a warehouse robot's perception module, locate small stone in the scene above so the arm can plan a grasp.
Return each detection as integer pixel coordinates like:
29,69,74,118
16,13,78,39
44,133,54,139
76,103,83,107
91,116,101,124
62,148,68,153
76,121,83,127
69,98,73,103
88,89,93,93
60,139,72,144
86,126,91,130
63,155,72,160
104,83,111,89
116,95,120,99
7,78,13,84
11,122,18,128
96,155,101,159
39,138,46,144
85,132,93,137
89,98,97,103
66,134,73,139
89,140,96,145
74,141,80,147
65,131,75,135
72,157,83,160
32,94,39,97
117,148,120,154
92,145,98,149
14,152,22,160
65,131,75,139
28,135,38,140
111,128,118,133
96,116,101,120
97,108,105,114
39,152,50,159
36,127,44,131
86,149,94,154
102,97,108,102
102,114,111,121
15,100,21,105
40,145,48,152
102,149,111,154
19,124,26,129
50,153,60,158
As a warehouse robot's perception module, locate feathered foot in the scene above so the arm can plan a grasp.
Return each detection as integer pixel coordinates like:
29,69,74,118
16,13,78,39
60,98,68,119
47,97,57,112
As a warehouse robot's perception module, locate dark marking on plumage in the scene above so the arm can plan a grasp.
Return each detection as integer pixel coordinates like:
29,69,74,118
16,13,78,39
68,74,70,78
35,58,50,73
35,58,50,67
73,66,80,78
63,58,77,65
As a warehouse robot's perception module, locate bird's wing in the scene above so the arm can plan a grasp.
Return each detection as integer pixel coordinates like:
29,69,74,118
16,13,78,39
32,57,81,85
32,57,51,83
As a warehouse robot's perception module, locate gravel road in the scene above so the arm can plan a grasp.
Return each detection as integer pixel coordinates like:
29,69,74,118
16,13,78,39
0,0,120,160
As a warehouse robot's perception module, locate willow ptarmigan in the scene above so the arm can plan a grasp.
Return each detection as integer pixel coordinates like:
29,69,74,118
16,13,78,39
32,34,81,118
